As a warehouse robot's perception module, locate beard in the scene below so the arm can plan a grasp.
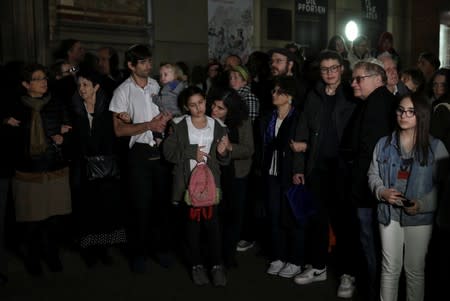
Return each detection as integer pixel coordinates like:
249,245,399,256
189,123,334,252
271,64,290,76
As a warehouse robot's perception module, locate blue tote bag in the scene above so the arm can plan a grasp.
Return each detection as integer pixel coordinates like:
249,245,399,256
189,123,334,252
285,184,316,224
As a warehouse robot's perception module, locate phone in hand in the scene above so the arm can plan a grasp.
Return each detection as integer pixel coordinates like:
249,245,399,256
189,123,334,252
401,197,414,207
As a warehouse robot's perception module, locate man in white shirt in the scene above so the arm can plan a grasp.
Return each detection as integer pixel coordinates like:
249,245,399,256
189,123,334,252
109,44,172,273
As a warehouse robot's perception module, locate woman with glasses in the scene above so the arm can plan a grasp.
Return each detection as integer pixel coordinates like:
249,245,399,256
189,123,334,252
10,63,72,275
260,76,303,278
368,93,448,301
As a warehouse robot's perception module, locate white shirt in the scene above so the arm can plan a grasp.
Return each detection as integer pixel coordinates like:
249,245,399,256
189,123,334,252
186,116,215,171
109,76,160,148
269,118,283,176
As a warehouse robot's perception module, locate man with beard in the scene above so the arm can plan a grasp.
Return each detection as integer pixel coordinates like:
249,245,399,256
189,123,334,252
109,44,172,273
267,48,309,112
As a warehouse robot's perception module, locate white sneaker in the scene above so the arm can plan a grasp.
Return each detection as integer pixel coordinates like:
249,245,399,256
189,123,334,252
236,240,255,251
294,265,327,285
266,260,285,275
337,274,355,298
278,263,301,278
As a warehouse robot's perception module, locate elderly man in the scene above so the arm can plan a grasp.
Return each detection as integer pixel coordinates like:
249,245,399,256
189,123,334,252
378,53,409,97
348,58,397,301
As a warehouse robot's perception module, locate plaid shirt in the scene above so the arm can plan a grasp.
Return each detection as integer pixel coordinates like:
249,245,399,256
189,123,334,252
237,85,260,122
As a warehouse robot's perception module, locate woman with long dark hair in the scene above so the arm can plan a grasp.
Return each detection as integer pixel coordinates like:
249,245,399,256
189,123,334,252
210,89,254,267
368,93,448,301
163,86,231,286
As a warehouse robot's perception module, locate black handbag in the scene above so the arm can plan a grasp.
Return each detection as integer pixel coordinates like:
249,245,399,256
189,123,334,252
85,155,120,181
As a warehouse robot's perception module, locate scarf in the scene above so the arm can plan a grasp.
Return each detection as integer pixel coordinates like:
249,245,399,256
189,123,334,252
264,107,295,146
21,94,51,156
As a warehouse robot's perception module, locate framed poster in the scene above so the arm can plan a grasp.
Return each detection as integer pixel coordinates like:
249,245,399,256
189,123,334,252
208,0,253,62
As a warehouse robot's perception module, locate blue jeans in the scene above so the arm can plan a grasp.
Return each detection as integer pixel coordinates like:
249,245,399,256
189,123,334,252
357,207,380,301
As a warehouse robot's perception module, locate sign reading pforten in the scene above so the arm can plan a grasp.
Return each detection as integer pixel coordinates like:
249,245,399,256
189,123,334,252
296,0,327,16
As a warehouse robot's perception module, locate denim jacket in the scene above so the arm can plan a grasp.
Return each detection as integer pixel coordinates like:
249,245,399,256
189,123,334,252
368,133,448,226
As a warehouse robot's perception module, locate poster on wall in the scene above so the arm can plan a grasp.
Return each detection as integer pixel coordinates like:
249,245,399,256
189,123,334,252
360,0,387,50
208,0,253,63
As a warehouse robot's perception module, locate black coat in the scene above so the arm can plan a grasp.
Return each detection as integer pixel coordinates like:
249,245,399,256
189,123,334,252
10,94,68,173
348,86,397,208
294,81,356,176
260,108,300,190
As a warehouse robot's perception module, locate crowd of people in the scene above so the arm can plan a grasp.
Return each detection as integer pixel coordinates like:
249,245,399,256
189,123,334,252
0,32,449,301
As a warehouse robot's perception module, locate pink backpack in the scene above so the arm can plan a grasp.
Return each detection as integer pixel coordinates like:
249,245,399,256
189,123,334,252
185,162,217,207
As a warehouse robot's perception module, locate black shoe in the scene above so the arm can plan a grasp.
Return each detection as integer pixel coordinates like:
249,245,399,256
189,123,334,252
130,256,147,273
81,251,99,268
25,259,43,276
224,256,238,269
155,252,173,268
45,255,63,272
0,273,8,285
100,253,114,266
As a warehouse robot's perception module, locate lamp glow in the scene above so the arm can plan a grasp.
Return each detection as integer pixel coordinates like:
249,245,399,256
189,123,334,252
345,21,359,42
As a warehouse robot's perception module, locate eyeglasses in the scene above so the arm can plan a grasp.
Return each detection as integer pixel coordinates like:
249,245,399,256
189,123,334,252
396,108,416,118
320,65,341,74
271,88,287,95
270,59,287,65
351,74,376,84
31,77,48,82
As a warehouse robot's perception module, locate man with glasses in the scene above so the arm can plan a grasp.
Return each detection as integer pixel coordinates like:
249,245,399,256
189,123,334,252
347,58,397,301
292,50,358,298
267,48,309,111
109,44,172,273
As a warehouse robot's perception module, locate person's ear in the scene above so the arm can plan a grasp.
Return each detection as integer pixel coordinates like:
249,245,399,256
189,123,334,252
22,81,30,91
287,61,294,75
94,83,100,92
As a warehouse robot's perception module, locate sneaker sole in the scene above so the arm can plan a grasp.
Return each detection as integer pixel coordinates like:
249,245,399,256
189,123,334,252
294,274,327,285
236,245,254,252
266,269,281,276
278,272,299,278
337,288,355,298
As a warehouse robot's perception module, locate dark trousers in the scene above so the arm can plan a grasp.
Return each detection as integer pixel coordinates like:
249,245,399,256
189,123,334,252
221,176,248,263
266,176,305,265
185,206,222,267
22,217,60,264
0,178,9,273
307,159,360,274
127,143,170,258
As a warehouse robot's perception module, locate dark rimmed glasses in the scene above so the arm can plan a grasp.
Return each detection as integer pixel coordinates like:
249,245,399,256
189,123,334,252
320,65,341,74
396,108,416,118
351,74,376,84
